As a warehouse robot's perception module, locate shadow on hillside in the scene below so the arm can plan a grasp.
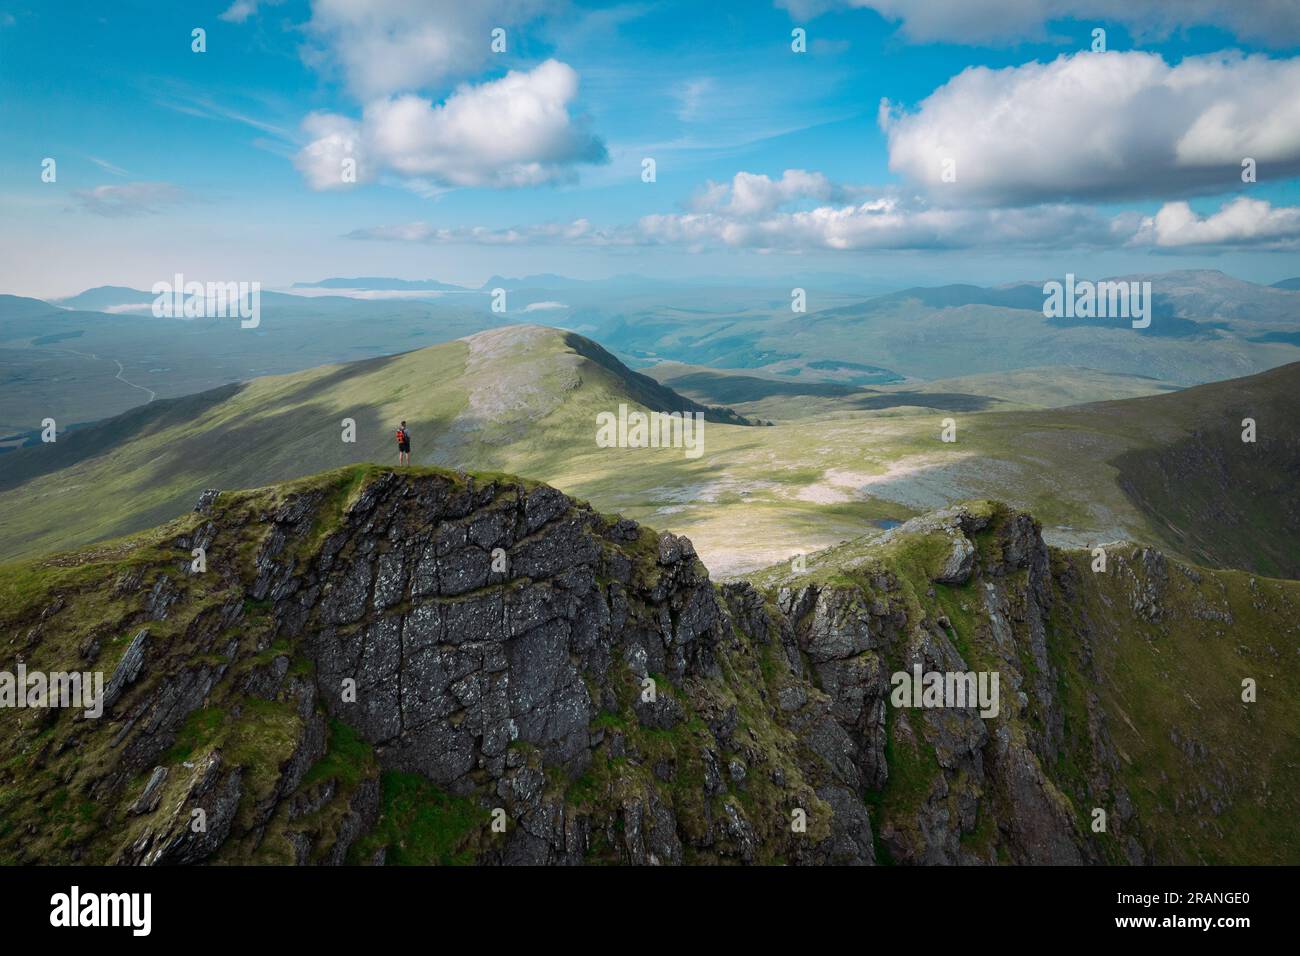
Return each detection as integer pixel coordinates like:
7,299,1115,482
0,384,241,493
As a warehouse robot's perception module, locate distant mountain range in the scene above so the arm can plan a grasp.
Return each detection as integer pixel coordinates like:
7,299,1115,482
51,285,156,311
292,277,471,292
4,267,1297,443
291,272,901,294
0,289,511,433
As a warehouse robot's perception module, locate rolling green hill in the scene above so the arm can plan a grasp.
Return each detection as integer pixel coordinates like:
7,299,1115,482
0,324,1295,584
0,326,749,562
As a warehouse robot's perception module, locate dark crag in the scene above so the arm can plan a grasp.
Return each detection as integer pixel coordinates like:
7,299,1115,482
1,466,1296,865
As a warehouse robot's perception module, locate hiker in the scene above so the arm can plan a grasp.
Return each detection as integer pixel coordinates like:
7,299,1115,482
396,420,411,465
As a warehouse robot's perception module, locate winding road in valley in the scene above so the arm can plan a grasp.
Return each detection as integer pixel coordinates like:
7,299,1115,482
53,347,157,403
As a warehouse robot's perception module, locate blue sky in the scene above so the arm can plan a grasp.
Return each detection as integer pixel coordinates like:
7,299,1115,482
2,0,1299,296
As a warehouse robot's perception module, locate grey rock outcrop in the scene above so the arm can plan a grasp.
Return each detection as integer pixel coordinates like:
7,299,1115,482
3,471,1161,867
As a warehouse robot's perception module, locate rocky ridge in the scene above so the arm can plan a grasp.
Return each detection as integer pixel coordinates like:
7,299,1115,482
1,466,1296,865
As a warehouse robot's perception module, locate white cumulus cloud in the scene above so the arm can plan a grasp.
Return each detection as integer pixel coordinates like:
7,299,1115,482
295,60,607,190
881,51,1300,205
303,0,547,100
692,170,843,217
219,0,283,24
347,169,1142,252
1135,197,1300,249
639,195,1126,251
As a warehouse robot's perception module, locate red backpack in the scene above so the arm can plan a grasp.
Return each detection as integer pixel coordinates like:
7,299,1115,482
396,428,406,444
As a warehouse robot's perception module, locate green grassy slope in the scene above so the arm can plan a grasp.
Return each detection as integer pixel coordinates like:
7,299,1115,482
1098,364,1300,577
1050,549,1300,863
0,326,747,562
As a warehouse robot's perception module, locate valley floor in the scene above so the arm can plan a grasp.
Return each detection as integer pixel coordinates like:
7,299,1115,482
525,407,1166,578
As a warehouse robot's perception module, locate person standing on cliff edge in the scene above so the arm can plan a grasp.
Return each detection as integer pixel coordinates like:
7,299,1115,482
396,420,411,465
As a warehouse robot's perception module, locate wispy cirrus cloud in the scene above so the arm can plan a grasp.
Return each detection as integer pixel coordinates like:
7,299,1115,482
70,182,192,217
154,92,296,141
87,157,130,177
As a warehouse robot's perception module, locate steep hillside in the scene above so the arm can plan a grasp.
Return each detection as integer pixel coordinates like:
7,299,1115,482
0,467,1295,865
0,326,751,562
1098,362,1300,578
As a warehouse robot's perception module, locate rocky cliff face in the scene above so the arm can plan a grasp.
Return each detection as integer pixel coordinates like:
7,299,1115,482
2,466,1296,865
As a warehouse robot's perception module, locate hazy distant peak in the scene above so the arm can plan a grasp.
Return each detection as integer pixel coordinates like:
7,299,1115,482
292,277,469,292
